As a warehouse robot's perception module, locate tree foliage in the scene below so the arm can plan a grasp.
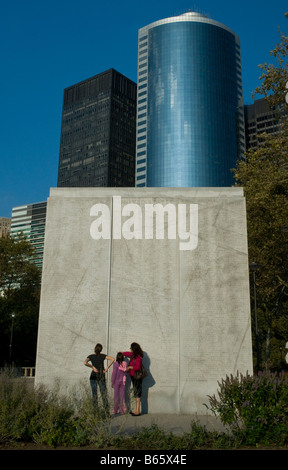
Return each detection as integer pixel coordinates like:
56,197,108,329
234,120,288,369
233,13,288,370
253,15,288,108
0,234,41,366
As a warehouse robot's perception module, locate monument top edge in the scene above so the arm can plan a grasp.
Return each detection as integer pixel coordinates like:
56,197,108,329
49,187,244,199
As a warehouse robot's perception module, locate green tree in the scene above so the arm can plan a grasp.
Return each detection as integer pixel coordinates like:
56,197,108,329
0,234,41,366
253,13,288,108
234,121,288,370
234,13,288,370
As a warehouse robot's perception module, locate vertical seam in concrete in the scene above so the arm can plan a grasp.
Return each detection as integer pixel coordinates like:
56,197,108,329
106,197,113,357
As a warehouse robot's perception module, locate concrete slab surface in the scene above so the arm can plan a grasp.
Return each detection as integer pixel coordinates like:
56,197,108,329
106,413,227,436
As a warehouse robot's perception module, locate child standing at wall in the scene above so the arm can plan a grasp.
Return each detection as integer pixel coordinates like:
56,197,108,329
111,352,127,414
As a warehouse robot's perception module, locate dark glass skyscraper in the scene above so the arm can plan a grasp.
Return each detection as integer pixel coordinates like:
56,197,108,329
57,69,137,188
244,98,281,150
136,12,245,187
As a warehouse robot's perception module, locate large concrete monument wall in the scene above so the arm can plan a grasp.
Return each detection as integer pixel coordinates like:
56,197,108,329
35,187,253,414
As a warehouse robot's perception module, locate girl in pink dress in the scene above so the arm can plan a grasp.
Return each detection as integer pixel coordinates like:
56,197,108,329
111,352,127,414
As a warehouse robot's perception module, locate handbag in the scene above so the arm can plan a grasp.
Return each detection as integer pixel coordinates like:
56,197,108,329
134,363,148,380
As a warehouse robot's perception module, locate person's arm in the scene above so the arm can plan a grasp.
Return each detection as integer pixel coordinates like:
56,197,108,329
126,355,142,372
104,355,114,373
123,351,133,370
119,362,127,372
84,357,98,373
123,351,132,357
111,362,116,387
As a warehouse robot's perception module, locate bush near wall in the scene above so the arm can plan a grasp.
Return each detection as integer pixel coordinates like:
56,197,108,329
207,370,288,446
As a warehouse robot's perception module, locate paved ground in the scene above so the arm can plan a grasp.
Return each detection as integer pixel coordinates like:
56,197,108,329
106,413,227,436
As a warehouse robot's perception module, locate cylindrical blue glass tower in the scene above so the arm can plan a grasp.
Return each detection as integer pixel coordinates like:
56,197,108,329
136,12,245,187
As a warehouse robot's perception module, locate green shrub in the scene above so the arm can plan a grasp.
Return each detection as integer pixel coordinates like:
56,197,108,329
207,371,288,446
0,370,110,447
29,394,77,447
0,369,41,442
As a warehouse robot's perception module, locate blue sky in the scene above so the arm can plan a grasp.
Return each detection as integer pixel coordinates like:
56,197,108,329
1,0,287,217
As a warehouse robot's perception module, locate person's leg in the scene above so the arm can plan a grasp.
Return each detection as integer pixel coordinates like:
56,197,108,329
90,379,98,405
99,379,109,413
134,397,141,415
113,383,119,413
90,380,98,407
131,377,142,415
119,384,126,414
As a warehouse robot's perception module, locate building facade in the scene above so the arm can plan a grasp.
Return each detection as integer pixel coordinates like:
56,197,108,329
136,11,245,187
57,69,137,188
244,97,281,150
11,202,47,271
0,217,11,238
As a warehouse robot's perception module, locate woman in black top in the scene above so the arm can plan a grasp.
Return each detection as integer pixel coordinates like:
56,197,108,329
84,343,114,412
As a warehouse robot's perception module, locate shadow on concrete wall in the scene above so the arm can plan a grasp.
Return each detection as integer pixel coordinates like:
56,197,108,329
141,352,155,414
